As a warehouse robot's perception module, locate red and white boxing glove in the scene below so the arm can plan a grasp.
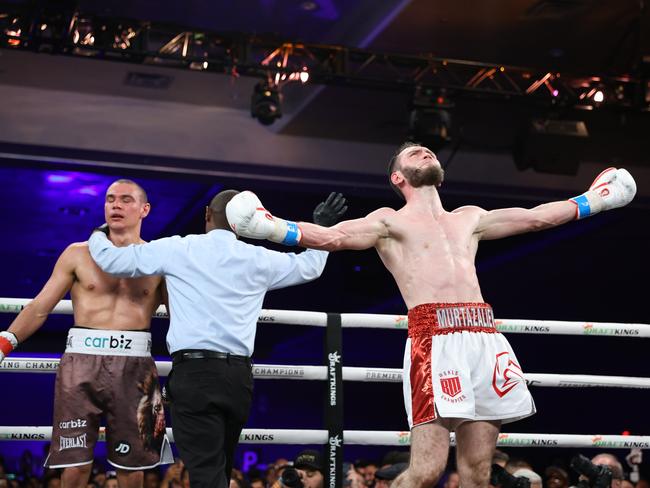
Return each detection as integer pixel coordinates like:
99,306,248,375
0,330,18,363
226,191,302,245
570,167,636,219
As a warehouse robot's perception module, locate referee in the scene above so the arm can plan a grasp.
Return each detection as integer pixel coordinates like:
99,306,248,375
88,189,347,488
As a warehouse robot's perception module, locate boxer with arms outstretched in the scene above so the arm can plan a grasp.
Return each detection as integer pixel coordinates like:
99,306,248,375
225,142,636,488
0,180,172,488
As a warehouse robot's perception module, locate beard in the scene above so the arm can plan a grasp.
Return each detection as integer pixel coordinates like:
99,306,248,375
401,164,445,188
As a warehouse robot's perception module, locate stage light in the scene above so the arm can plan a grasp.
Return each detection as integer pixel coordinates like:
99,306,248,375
593,90,604,103
514,118,589,175
113,26,137,50
409,86,454,152
251,81,282,126
4,17,21,46
409,107,452,153
72,17,95,46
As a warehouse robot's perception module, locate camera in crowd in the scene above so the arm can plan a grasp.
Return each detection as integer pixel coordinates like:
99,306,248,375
280,466,304,488
490,464,531,488
570,454,613,488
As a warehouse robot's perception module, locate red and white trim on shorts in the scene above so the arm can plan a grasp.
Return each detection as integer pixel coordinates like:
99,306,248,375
408,333,437,427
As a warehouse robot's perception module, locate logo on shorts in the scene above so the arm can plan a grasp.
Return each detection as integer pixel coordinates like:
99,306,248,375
438,370,467,403
60,433,87,451
59,418,88,429
83,335,133,350
492,351,524,398
114,441,131,456
440,376,462,398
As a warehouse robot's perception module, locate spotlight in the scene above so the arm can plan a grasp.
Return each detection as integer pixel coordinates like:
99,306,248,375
251,81,282,126
513,118,589,175
409,108,452,152
409,87,454,152
593,89,604,103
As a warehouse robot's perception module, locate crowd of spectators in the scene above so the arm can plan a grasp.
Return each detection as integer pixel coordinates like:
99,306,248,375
0,447,647,488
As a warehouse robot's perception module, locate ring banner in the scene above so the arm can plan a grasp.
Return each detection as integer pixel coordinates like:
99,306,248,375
325,313,343,488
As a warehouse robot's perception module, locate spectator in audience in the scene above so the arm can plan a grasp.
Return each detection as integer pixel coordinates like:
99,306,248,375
591,453,624,488
90,466,106,488
373,463,408,488
104,471,118,488
249,477,264,488
513,468,542,488
294,450,324,488
270,459,290,486
506,458,533,474
492,450,510,468
379,452,409,468
354,460,378,488
229,478,247,488
343,463,366,488
544,466,569,488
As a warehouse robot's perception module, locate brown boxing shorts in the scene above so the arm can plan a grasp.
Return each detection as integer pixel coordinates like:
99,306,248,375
45,328,173,469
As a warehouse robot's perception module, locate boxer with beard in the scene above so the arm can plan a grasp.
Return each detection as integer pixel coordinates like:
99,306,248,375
225,141,637,488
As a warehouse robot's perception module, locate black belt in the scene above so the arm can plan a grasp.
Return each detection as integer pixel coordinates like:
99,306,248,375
172,349,251,365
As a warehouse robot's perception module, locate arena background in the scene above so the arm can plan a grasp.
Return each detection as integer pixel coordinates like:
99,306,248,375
1,0,649,481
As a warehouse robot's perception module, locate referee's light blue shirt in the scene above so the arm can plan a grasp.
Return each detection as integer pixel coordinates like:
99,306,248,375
88,230,328,356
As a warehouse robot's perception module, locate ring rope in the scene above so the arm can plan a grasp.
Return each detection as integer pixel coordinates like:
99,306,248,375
2,358,650,389
1,298,649,337
1,427,648,449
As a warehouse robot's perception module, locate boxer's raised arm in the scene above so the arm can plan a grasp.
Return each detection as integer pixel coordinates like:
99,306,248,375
227,191,393,251
299,208,393,251
475,201,576,241
476,167,636,240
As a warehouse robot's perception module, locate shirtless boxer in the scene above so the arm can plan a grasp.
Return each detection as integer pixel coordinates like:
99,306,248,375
0,179,172,488
225,142,637,488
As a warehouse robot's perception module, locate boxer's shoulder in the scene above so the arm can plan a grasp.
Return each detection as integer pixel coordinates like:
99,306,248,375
367,206,396,218
450,205,485,216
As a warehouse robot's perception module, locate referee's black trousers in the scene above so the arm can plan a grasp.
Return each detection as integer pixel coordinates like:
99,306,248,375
168,355,253,488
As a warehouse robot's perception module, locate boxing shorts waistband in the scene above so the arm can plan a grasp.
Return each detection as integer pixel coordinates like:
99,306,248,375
65,327,152,357
407,302,497,337
172,349,251,365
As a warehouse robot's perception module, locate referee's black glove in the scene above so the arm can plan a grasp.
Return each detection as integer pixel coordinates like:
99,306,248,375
313,192,348,227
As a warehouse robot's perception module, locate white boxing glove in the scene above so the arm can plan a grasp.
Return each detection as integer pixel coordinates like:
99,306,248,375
570,167,637,219
226,191,302,245
0,330,18,363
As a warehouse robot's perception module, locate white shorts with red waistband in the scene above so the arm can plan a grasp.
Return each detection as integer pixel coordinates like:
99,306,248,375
402,303,536,428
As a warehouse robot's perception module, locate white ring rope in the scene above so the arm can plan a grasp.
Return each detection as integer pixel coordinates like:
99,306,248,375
2,358,650,389
1,427,649,449
1,298,649,337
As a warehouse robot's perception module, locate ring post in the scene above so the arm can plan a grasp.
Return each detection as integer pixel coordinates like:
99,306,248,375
325,313,343,488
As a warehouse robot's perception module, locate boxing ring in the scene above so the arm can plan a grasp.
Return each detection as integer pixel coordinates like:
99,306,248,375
1,297,649,486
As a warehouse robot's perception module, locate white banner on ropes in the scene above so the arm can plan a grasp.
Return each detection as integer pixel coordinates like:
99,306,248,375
1,297,649,337
1,427,649,449
2,358,650,390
